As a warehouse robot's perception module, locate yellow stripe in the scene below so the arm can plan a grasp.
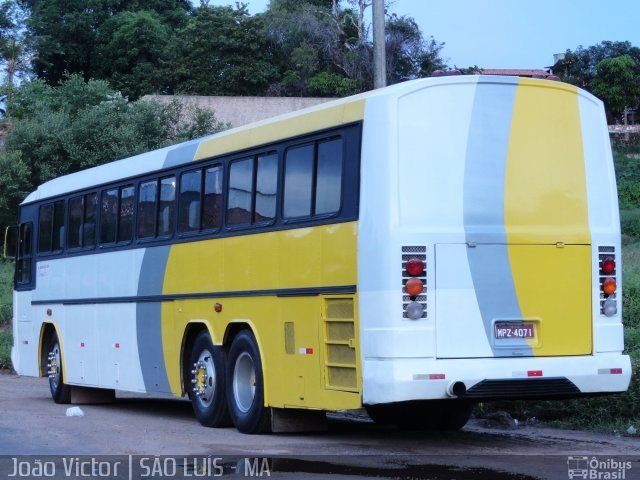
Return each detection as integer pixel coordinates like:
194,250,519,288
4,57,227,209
194,99,366,161
505,79,592,356
504,79,590,245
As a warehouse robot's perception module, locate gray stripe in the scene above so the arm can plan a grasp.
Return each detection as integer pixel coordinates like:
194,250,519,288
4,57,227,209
136,246,172,392
463,79,532,357
163,141,200,169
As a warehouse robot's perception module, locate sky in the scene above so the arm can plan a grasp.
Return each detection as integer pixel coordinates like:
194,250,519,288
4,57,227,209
203,0,640,69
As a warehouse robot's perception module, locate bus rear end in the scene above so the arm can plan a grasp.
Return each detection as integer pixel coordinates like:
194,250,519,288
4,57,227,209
358,76,630,426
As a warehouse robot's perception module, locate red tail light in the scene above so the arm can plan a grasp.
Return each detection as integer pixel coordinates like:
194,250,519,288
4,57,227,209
406,258,425,276
601,257,615,275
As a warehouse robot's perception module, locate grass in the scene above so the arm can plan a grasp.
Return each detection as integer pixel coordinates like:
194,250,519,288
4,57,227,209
0,329,11,370
0,260,12,327
0,260,12,370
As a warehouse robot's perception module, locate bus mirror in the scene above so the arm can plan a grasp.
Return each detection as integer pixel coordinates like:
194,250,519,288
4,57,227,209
3,225,17,261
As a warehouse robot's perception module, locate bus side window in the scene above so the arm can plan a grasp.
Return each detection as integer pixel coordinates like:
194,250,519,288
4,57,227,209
100,189,118,244
158,176,175,236
67,196,84,249
52,200,65,252
255,153,277,223
38,203,53,252
315,138,343,215
16,222,32,285
283,145,314,218
137,180,158,238
118,185,134,243
203,166,222,230
84,193,97,247
227,158,253,226
179,170,202,233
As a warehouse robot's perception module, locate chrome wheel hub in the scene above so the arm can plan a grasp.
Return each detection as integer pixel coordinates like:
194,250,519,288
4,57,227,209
233,352,256,413
191,350,215,407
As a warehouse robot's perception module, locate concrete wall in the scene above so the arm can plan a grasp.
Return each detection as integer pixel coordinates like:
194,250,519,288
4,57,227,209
144,95,336,128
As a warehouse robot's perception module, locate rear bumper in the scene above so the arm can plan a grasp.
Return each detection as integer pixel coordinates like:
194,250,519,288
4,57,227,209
362,353,631,404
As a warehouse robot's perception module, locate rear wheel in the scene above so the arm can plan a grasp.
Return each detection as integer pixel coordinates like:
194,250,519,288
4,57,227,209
226,330,271,434
47,331,71,404
188,331,230,427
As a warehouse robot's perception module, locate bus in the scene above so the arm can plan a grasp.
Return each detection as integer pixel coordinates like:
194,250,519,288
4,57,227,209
9,75,631,433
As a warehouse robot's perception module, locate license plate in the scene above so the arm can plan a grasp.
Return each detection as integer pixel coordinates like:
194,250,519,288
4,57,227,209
494,322,535,339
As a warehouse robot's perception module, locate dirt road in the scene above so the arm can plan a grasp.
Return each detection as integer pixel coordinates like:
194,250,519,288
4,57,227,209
0,372,637,479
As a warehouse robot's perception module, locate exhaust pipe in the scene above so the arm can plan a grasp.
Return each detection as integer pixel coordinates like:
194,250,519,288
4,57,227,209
447,381,466,397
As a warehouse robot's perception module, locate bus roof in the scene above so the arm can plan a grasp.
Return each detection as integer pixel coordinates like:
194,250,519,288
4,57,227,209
21,75,596,205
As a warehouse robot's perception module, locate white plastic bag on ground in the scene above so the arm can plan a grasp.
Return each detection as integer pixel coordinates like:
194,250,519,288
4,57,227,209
65,406,85,417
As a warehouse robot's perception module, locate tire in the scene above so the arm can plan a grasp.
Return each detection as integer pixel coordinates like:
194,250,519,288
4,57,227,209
439,400,474,431
188,330,231,428
225,330,271,434
47,331,71,404
366,400,474,431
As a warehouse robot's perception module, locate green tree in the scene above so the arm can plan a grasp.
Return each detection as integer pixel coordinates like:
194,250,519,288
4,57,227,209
20,0,190,85
385,14,445,83
93,10,172,99
264,0,446,96
552,40,640,89
172,4,278,96
0,74,227,225
590,55,640,122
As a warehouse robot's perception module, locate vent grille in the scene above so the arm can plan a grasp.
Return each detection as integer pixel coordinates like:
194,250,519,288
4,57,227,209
402,246,427,319
598,246,617,315
464,378,580,399
322,298,358,392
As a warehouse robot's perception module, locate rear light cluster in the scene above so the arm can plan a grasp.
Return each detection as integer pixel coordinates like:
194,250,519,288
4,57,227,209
599,246,617,317
402,246,427,320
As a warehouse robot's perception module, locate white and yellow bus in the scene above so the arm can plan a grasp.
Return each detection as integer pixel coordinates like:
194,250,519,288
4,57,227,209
9,75,631,433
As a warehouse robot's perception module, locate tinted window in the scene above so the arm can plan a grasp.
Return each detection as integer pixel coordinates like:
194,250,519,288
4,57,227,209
203,166,223,230
179,170,202,233
52,201,65,251
315,138,343,215
137,180,157,238
84,193,97,247
67,196,84,249
227,158,253,226
158,176,175,236
118,186,134,242
255,153,277,223
100,189,118,244
17,222,32,284
38,204,53,252
283,145,314,218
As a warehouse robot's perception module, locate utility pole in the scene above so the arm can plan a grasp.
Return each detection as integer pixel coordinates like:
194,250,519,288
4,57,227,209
372,0,386,89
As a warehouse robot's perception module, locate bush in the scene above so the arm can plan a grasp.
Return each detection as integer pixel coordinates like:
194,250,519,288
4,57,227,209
621,209,640,241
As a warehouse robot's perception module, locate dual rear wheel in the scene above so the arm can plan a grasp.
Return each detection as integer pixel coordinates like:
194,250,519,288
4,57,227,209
188,330,270,434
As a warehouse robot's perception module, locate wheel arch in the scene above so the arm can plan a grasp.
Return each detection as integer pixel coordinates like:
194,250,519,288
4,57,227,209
179,321,214,396
38,322,63,379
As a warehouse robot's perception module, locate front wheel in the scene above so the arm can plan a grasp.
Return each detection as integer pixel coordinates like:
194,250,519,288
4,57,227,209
48,331,71,404
188,331,230,427
225,330,271,434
